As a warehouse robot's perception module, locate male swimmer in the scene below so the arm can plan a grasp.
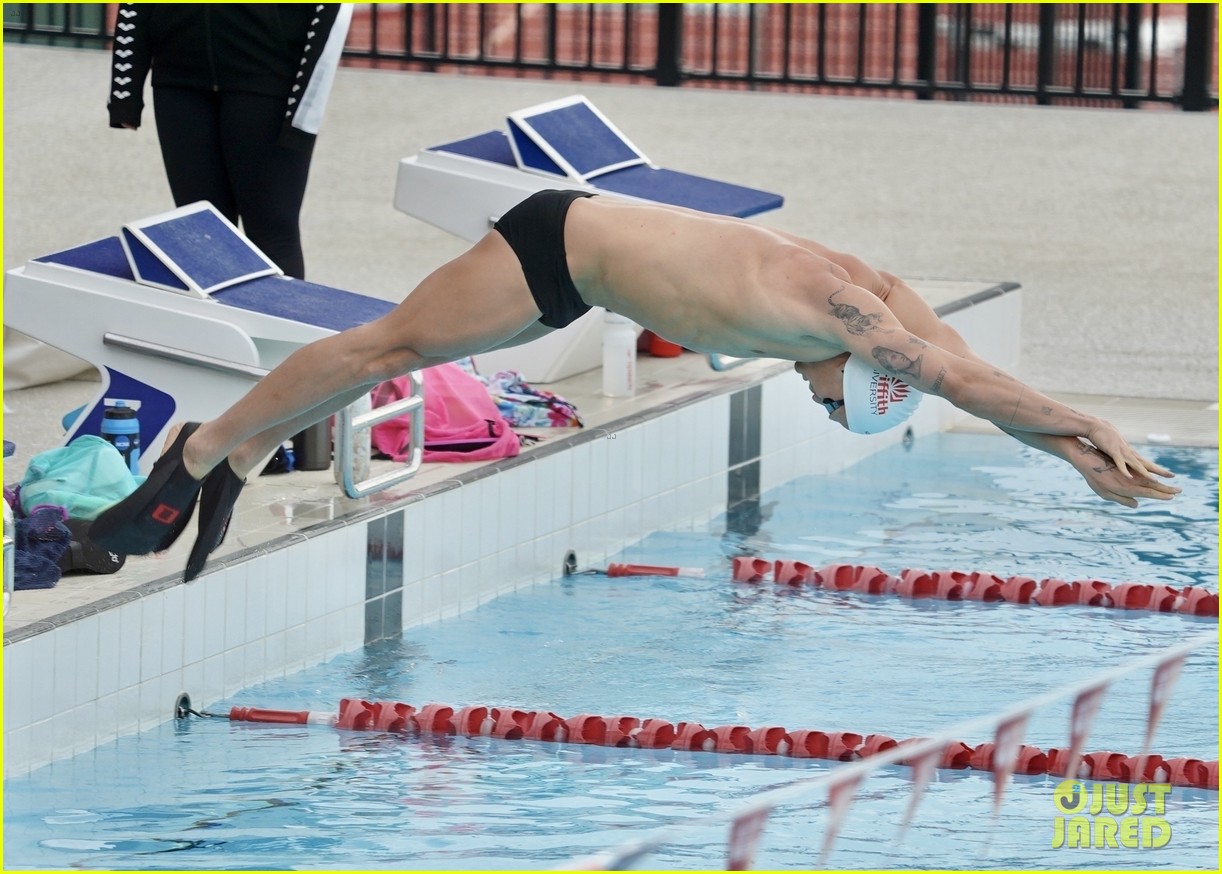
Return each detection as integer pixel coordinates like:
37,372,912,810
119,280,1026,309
93,190,1178,580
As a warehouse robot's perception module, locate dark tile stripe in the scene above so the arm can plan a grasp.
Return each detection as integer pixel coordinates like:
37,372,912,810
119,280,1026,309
364,510,405,644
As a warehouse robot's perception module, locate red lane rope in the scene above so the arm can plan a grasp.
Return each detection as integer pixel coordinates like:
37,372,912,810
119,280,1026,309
224,699,1219,790
732,558,1219,617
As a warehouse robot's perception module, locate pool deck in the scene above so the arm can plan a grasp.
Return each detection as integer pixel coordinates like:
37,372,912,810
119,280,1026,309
2,45,1217,776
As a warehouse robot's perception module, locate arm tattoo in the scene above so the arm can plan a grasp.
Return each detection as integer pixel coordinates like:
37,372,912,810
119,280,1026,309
828,286,887,336
1078,442,1116,473
930,367,946,393
1008,386,1026,426
871,345,923,380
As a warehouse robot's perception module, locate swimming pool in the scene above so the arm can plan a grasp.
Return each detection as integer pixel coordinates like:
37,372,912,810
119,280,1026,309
3,434,1216,870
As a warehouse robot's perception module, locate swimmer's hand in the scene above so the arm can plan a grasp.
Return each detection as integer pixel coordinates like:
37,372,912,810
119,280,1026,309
1071,442,1179,508
1085,419,1170,480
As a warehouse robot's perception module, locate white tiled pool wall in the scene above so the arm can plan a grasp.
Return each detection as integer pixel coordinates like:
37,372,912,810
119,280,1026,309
1,288,1020,777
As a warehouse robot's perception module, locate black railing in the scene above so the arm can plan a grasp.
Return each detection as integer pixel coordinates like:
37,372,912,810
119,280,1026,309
5,3,1216,111
3,2,107,48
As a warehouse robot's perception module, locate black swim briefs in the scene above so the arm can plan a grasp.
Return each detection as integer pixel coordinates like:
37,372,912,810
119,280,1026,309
494,189,596,329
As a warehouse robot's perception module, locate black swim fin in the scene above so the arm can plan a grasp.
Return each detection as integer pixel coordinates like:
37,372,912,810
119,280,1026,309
184,461,246,582
91,423,203,555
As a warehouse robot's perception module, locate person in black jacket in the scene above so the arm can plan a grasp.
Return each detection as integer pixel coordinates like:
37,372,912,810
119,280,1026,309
107,4,351,279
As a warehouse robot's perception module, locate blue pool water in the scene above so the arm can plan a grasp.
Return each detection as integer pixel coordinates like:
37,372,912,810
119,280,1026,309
3,434,1217,870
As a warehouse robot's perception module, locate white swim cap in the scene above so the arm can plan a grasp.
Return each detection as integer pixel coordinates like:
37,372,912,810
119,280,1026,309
842,354,923,434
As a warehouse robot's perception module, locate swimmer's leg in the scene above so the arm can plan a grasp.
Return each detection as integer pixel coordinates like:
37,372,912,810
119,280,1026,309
181,230,544,482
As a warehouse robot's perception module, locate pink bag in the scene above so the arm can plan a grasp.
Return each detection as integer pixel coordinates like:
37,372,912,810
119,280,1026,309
370,363,521,463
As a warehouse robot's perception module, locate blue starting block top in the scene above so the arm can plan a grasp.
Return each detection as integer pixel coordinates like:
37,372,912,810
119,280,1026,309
508,97,646,179
433,131,782,219
36,236,394,332
121,202,282,296
36,200,395,330
431,95,783,219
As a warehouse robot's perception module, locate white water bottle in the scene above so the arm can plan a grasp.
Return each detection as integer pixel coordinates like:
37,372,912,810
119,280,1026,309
602,311,637,397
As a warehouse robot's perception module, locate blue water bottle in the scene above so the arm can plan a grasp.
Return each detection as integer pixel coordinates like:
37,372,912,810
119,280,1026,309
101,400,141,475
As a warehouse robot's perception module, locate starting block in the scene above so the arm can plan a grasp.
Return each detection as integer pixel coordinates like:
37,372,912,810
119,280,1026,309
395,94,783,243
394,95,783,381
4,202,423,495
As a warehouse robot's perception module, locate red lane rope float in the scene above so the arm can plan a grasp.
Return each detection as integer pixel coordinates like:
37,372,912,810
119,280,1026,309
735,558,1219,617
223,699,1219,790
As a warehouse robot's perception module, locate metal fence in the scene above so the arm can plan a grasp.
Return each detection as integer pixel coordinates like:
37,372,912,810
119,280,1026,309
6,3,1216,111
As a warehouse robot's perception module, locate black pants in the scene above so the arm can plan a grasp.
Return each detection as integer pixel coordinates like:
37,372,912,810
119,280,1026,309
153,87,314,279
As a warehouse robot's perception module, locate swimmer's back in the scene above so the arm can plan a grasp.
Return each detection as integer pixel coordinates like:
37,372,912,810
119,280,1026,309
564,196,827,355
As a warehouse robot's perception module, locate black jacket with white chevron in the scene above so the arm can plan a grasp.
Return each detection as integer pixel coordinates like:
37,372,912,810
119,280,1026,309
107,3,351,149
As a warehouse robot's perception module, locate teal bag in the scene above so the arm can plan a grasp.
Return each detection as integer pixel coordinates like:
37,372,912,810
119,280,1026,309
20,436,145,520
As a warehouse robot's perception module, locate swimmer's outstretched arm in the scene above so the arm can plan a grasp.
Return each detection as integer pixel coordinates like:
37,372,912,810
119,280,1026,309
761,227,1175,504
1002,428,1179,507
810,280,1164,481
839,268,1178,505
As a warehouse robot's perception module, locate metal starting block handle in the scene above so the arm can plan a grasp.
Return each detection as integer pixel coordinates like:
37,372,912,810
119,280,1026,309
334,372,424,498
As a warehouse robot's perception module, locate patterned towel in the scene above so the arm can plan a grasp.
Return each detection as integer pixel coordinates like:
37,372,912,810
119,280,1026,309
458,359,583,428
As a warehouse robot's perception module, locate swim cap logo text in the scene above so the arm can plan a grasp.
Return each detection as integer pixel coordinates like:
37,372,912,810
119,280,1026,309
1051,780,1173,849
869,373,910,416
